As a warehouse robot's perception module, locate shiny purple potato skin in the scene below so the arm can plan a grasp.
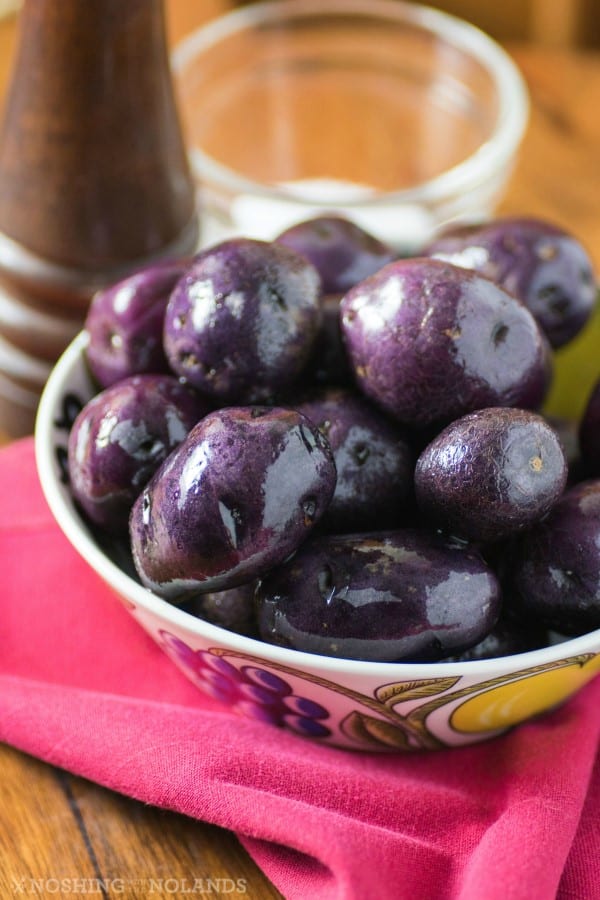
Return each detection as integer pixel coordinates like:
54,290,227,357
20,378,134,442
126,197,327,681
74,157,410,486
85,261,189,387
340,259,550,428
425,217,597,349
579,379,600,475
441,613,548,662
511,480,600,635
163,239,322,403
414,408,568,543
275,215,396,294
256,530,501,662
296,388,413,532
130,407,337,600
185,583,258,636
68,375,209,532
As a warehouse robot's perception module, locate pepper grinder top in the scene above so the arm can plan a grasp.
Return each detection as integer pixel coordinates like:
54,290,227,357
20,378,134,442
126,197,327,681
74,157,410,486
0,0,199,436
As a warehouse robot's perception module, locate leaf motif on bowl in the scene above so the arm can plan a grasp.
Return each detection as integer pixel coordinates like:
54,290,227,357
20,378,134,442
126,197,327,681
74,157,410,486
375,677,461,708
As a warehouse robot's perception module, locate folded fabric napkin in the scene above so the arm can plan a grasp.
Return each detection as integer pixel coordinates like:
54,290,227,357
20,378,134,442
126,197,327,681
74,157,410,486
2,437,600,900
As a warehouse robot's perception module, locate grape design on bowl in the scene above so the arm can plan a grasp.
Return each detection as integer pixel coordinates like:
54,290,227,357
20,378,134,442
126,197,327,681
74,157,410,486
158,631,600,751
159,631,332,738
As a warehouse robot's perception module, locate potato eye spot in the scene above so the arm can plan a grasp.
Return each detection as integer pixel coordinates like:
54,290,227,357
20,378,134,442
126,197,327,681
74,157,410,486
537,284,569,317
269,288,287,309
142,493,151,525
353,443,370,465
179,350,199,368
179,353,215,378
529,455,543,472
314,223,334,240
536,242,558,261
443,327,462,340
317,564,334,599
302,496,317,525
137,437,163,458
492,323,508,347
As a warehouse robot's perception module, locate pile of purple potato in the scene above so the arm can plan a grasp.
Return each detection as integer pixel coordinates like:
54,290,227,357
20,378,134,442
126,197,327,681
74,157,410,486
67,215,600,663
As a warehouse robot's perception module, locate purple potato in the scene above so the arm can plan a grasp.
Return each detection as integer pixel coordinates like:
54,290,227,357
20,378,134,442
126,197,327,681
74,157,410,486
579,378,600,475
184,583,258,636
299,294,354,388
85,261,189,387
424,217,596,348
130,406,337,600
68,375,209,532
295,388,413,532
275,215,395,294
415,408,567,542
340,258,551,428
511,480,600,635
163,239,321,403
441,613,548,662
256,530,501,661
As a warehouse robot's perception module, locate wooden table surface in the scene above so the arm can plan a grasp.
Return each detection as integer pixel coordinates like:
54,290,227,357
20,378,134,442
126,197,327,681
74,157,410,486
1,4,600,898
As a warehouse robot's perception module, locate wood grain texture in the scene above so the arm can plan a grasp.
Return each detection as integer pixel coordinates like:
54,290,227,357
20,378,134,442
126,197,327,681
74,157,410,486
0,1,201,439
530,0,585,47
0,0,196,270
0,744,283,899
0,745,99,890
500,45,600,268
0,9,16,102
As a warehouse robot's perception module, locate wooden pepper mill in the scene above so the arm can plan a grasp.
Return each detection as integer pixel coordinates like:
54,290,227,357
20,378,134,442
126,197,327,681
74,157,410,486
0,0,198,436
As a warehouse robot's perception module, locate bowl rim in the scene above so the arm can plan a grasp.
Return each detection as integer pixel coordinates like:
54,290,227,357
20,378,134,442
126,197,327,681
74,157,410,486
171,0,530,209
35,331,600,681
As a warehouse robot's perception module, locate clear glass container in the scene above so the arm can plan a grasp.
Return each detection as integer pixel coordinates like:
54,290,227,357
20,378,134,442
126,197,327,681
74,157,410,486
172,0,529,252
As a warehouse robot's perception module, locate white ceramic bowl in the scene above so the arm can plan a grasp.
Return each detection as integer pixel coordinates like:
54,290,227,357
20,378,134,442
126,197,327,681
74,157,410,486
172,0,529,252
34,333,600,751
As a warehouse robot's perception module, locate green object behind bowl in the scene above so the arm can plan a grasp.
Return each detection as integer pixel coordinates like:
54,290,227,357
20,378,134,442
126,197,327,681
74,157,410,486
545,296,600,421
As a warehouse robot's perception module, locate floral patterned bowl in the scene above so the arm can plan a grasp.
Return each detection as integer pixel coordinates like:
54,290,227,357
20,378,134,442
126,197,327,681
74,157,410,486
35,332,600,752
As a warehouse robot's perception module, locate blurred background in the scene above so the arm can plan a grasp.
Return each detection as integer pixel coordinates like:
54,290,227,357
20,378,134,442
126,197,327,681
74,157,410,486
2,0,599,97
166,0,600,48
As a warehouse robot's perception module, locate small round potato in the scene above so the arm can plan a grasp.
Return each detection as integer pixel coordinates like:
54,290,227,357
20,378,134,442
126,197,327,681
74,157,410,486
86,261,188,387
256,530,501,662
414,408,567,542
68,375,208,532
296,388,413,532
340,258,551,428
163,239,321,403
275,215,395,294
425,217,596,349
130,406,337,599
579,378,600,476
511,480,600,635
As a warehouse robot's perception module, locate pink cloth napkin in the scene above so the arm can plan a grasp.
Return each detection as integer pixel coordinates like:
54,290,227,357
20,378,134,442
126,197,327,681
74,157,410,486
2,437,600,900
